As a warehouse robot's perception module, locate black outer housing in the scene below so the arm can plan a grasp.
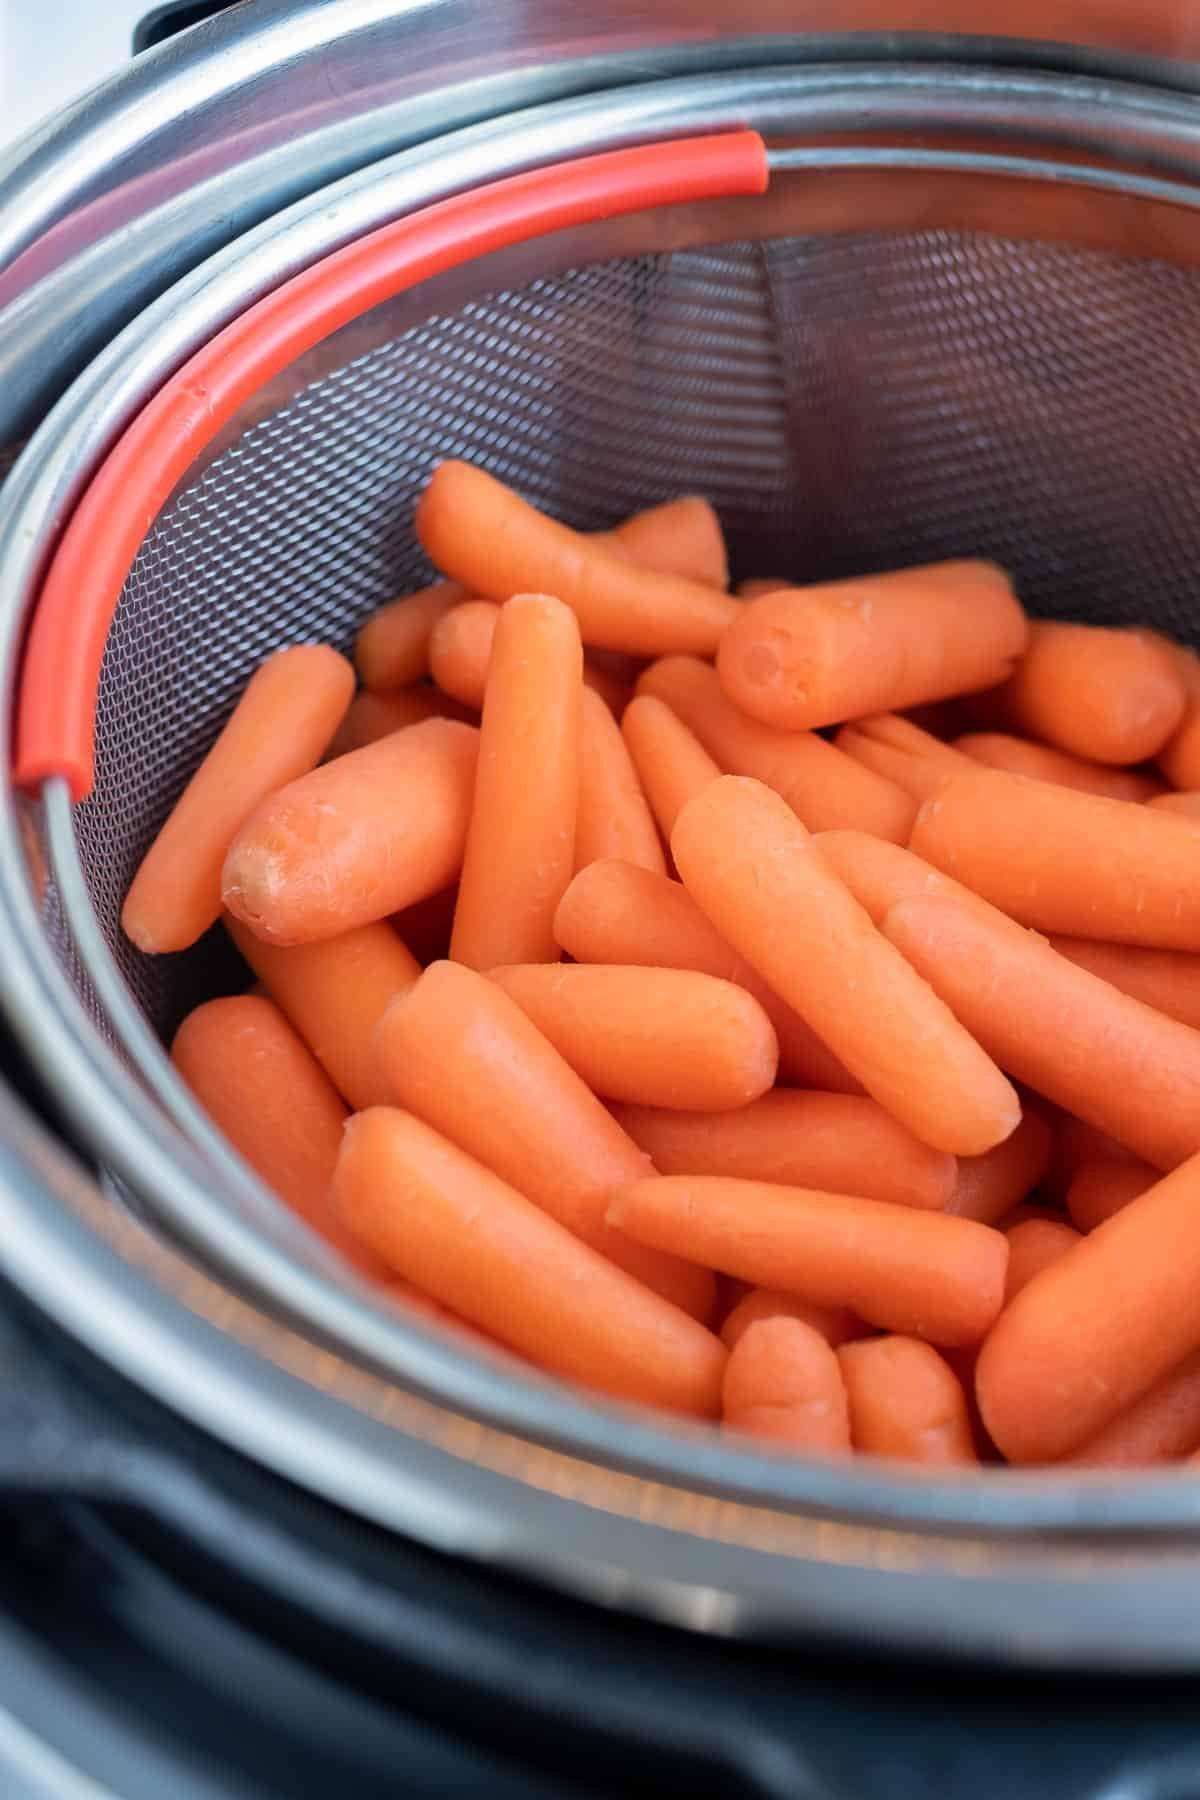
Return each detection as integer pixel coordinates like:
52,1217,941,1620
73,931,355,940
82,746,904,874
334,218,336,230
1,1283,1198,1800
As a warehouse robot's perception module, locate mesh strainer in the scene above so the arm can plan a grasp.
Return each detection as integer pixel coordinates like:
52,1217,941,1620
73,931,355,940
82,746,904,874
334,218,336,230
12,62,1200,1658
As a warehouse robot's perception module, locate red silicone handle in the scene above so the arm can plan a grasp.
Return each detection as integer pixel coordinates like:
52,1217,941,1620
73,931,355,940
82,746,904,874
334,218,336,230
15,131,768,801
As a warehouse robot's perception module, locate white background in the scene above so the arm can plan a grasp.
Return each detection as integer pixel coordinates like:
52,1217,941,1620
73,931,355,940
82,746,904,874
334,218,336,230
1,1,158,157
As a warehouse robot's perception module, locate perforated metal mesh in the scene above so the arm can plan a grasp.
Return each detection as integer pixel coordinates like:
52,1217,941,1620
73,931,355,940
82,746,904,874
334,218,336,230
42,227,1200,1048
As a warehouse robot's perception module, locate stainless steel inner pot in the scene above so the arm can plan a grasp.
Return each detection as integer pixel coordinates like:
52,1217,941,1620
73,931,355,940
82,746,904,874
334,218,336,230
8,53,1200,1669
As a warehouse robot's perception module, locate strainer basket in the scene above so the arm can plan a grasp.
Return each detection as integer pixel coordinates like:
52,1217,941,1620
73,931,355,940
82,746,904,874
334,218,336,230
14,58,1200,1664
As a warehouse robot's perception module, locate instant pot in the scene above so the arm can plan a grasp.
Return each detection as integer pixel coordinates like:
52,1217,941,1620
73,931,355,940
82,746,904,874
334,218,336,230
8,4,1200,1793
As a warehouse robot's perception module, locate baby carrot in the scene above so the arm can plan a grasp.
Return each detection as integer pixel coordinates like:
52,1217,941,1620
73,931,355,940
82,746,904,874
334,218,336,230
123,645,355,954
910,767,1200,949
610,1090,955,1212
1046,935,1200,1033
999,1204,1065,1231
374,960,712,1318
977,1148,1200,1461
672,777,1020,1155
600,495,728,589
171,994,384,1278
428,600,501,708
722,1317,851,1454
554,860,862,1094
1065,1159,1157,1233
450,594,581,969
222,717,478,945
837,1336,977,1465
488,964,777,1112
1157,642,1200,788
429,597,632,716
813,828,980,927
720,1288,864,1352
416,461,739,655
334,1109,725,1416
1004,1218,1081,1301
716,561,1027,731
1149,791,1200,820
946,1110,1053,1226
384,1276,499,1354
882,894,1200,1171
736,577,788,600
1060,1350,1200,1466
620,694,721,842
574,686,666,875
326,684,473,758
835,713,970,803
636,656,916,841
954,732,1164,803
608,1176,1008,1346
225,914,420,1110
355,579,466,692
982,621,1186,765
433,598,632,715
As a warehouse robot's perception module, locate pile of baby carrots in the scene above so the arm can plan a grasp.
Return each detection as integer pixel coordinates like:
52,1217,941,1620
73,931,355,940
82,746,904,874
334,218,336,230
125,457,1200,1470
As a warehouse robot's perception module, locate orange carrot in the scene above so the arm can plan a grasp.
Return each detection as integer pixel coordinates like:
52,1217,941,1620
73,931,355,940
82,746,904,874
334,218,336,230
610,1090,954,1212
620,694,721,842
1157,641,1200,788
428,596,631,716
599,495,728,588
837,1336,977,1464
554,860,862,1094
1065,1158,1157,1233
488,963,777,1112
416,461,738,655
225,914,419,1110
736,577,788,600
998,1203,1065,1231
882,894,1200,1171
636,656,915,841
1149,790,1200,820
813,828,981,927
1046,935,1200,1033
716,561,1026,730
326,684,473,758
355,579,466,692
980,621,1186,765
334,1109,725,1416
720,1288,864,1352
1004,1218,1081,1301
171,994,384,1278
574,685,666,875
954,732,1164,803
123,645,355,954
722,1317,851,1454
608,1176,1008,1346
450,595,581,969
1059,1350,1200,1465
384,1276,499,1354
391,885,458,966
834,713,969,803
910,767,1200,949
672,776,1020,1155
222,717,478,945
374,960,712,1319
428,599,501,708
945,1110,1053,1226
976,1148,1200,1461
